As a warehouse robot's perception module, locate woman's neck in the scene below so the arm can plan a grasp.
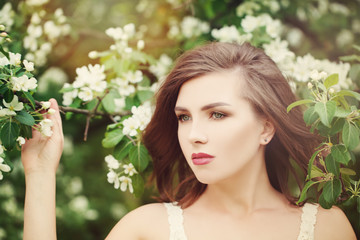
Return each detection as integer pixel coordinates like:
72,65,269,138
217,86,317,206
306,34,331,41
195,152,288,217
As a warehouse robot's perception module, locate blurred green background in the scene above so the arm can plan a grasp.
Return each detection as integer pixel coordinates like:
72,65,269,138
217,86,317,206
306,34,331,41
0,0,359,239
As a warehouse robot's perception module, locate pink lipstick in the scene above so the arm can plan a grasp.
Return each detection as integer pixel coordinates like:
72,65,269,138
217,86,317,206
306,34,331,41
191,153,214,165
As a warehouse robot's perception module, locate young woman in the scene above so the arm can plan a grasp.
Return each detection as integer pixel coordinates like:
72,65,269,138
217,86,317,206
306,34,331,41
22,42,356,240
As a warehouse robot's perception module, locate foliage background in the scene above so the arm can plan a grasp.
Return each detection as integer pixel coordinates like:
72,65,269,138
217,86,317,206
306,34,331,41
0,0,360,239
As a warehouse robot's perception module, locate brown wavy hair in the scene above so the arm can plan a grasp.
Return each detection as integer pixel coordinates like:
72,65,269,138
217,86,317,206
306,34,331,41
143,42,318,207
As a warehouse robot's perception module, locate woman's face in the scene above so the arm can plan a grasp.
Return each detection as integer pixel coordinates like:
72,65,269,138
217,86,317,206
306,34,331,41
175,70,269,184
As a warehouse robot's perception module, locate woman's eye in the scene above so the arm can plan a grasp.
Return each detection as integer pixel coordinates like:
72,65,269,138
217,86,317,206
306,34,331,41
211,112,225,119
178,114,191,122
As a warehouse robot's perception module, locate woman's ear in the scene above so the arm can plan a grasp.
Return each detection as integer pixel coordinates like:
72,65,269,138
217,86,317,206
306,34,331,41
260,120,275,145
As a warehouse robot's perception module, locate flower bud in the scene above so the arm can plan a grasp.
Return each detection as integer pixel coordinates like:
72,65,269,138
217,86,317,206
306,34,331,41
307,82,313,89
329,88,335,94
0,32,8,37
48,108,56,114
88,51,98,59
0,25,5,31
137,40,145,50
42,101,51,109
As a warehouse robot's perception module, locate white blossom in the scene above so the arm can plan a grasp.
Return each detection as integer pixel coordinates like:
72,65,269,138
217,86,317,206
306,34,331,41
78,87,94,102
123,163,137,176
124,70,143,84
16,137,25,146
137,40,145,50
62,88,78,106
9,52,21,66
48,108,56,114
114,98,126,112
27,24,43,38
42,101,51,109
24,36,38,52
44,20,62,41
286,28,303,47
0,57,10,66
3,95,24,112
107,170,120,189
88,51,98,59
26,0,49,6
39,119,53,137
23,60,34,72
31,13,41,24
0,3,14,30
266,19,282,38
180,16,209,38
10,75,37,92
105,155,120,169
211,25,251,43
0,107,16,117
119,176,133,193
149,54,173,80
0,157,11,181
236,2,261,16
122,117,140,137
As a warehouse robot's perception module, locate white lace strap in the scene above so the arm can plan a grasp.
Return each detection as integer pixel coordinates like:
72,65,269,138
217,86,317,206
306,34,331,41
297,203,319,240
164,202,188,240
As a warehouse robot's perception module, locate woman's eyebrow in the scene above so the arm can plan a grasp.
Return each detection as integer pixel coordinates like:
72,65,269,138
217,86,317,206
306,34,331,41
174,102,231,112
201,102,231,111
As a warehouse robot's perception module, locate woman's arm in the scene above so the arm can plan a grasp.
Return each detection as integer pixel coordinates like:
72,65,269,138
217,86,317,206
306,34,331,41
21,99,64,240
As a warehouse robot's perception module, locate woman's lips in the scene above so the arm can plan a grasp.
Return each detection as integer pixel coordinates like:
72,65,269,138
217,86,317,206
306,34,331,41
191,153,214,165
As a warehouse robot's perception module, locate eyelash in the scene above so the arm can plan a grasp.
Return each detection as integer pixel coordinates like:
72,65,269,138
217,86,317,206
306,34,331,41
177,111,227,122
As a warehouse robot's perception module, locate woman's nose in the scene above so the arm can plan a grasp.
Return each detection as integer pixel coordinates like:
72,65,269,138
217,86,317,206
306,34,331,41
188,121,208,144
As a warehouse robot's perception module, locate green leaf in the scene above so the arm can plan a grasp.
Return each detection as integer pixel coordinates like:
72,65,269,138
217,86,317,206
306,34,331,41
101,90,119,113
354,44,360,52
314,101,336,127
297,180,317,204
324,74,339,89
0,45,9,59
22,91,36,110
102,128,124,148
322,179,341,204
339,55,360,62
4,89,14,103
1,121,20,150
15,110,35,126
335,90,360,101
113,139,133,161
137,90,153,103
307,149,321,180
287,99,313,113
0,83,8,94
319,190,334,209
131,174,144,197
325,154,340,177
328,118,345,135
129,144,150,172
331,145,351,165
20,124,33,139
311,165,324,178
303,106,319,125
340,168,356,176
334,108,351,118
342,121,360,150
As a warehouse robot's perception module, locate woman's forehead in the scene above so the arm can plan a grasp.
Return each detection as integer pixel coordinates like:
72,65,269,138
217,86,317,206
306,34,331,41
176,70,246,105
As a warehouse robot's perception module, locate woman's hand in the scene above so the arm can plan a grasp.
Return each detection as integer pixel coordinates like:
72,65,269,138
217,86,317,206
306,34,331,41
21,98,64,176
22,98,63,240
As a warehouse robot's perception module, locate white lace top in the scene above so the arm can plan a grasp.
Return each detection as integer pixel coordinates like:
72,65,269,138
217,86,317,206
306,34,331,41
164,202,319,240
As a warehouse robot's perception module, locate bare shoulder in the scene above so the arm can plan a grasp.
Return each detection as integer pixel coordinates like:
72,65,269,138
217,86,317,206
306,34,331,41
315,205,356,240
105,203,169,240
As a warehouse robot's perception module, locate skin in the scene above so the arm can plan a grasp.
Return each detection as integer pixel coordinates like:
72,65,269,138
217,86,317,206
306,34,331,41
22,71,356,240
